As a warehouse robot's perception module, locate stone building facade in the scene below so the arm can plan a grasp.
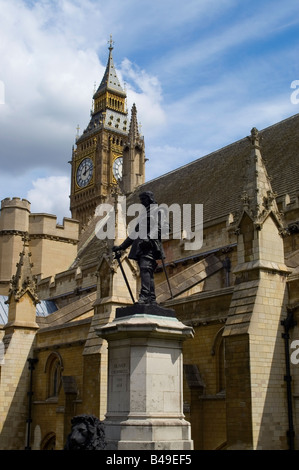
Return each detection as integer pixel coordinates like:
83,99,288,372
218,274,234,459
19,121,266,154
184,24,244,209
1,42,299,450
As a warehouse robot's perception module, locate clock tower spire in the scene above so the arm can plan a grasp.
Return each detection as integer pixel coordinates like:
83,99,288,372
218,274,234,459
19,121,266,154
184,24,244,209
70,37,130,228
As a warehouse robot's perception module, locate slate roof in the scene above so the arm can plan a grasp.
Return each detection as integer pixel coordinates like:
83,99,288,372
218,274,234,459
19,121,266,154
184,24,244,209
131,112,299,225
94,45,126,98
73,112,299,268
69,214,109,269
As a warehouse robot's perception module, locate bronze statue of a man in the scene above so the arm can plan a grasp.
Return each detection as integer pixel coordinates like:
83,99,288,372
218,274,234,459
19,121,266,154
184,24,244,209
113,191,165,305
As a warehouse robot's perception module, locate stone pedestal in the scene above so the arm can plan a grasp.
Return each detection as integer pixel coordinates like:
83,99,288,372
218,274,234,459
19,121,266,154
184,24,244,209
96,305,194,450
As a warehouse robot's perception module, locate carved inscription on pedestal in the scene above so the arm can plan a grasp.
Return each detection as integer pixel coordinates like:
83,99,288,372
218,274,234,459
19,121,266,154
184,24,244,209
111,359,129,392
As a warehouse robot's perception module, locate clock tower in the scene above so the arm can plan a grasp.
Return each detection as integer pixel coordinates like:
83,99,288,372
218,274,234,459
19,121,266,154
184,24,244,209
70,37,141,227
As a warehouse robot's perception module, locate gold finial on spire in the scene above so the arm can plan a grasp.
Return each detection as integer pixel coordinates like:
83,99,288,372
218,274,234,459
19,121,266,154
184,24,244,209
108,34,114,51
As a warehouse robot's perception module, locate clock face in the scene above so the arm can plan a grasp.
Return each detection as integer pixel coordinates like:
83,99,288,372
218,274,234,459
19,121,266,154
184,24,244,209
76,158,93,188
112,157,123,181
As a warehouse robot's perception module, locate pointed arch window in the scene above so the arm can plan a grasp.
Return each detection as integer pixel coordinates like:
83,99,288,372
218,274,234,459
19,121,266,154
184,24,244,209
41,432,56,450
211,326,226,394
45,352,63,399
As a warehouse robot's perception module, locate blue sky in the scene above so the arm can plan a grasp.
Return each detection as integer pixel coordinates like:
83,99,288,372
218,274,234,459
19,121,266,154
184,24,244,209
0,0,299,222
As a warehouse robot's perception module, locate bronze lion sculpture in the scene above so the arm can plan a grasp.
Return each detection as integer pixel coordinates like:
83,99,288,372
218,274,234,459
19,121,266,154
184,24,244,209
64,414,106,450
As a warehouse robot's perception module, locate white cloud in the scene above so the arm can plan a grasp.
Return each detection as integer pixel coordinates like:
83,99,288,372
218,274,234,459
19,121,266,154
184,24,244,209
0,0,105,173
120,59,166,137
0,0,170,212
26,176,71,223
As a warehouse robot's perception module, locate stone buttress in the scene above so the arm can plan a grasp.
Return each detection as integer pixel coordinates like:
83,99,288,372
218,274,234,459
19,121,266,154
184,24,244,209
223,128,290,449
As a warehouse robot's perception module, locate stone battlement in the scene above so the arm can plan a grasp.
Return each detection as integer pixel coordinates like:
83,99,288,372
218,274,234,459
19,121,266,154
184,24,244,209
29,213,79,242
0,198,79,285
0,198,79,242
1,197,31,211
0,198,31,232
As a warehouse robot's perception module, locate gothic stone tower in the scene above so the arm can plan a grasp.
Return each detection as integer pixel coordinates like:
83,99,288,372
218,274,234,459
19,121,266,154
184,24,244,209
223,128,290,449
0,236,39,449
122,103,146,195
70,37,145,227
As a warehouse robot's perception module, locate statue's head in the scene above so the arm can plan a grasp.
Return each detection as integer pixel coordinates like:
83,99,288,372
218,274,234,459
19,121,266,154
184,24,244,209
139,191,156,207
64,414,106,450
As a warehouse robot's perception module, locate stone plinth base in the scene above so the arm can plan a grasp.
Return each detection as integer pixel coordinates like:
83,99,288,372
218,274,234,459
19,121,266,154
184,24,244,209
103,418,193,450
96,308,194,450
